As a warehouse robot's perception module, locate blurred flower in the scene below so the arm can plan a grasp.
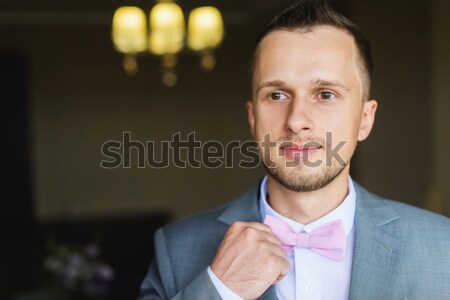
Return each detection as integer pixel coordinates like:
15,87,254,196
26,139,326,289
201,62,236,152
84,244,100,258
43,240,114,299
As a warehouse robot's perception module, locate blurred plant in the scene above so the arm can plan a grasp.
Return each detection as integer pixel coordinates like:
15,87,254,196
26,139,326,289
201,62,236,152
43,240,114,300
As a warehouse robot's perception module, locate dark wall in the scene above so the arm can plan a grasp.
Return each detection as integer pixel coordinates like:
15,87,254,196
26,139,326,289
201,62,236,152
351,0,433,209
0,49,40,299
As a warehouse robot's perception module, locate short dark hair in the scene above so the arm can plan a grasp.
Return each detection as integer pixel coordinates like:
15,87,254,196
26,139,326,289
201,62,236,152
251,0,373,100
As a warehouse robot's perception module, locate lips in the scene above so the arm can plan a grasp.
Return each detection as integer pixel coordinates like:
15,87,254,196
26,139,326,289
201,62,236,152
280,141,323,159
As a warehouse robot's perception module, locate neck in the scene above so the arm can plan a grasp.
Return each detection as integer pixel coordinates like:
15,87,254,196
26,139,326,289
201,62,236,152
266,169,350,224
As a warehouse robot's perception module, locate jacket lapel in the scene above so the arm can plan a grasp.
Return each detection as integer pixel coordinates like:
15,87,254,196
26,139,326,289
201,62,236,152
217,181,262,225
217,180,278,300
349,183,404,300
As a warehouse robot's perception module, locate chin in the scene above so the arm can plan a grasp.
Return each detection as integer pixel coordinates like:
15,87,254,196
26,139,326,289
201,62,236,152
264,161,347,193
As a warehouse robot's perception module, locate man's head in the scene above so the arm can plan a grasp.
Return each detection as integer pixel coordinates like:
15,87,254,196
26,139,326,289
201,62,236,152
247,0,378,192
251,0,373,101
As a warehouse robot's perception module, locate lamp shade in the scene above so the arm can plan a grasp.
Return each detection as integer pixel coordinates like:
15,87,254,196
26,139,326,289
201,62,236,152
187,6,224,51
149,3,185,55
112,6,147,53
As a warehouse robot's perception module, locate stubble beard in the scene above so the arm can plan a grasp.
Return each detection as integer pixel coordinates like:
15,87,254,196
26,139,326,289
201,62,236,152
260,139,349,193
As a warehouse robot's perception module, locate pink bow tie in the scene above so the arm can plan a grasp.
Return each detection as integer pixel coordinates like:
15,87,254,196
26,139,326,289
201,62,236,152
264,215,346,261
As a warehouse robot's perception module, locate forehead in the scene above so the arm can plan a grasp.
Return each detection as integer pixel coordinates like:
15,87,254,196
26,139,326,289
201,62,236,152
252,26,363,91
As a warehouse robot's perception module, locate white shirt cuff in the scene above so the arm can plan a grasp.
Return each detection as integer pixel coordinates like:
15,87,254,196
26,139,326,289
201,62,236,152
207,266,244,300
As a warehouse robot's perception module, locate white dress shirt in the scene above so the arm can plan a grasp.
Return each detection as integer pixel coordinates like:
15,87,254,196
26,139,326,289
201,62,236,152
208,176,356,300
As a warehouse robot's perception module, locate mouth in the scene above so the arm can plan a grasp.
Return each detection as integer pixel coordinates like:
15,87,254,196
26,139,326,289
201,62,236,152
280,141,323,159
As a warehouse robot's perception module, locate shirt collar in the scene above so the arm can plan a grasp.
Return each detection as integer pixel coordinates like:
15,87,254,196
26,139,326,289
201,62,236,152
259,175,356,236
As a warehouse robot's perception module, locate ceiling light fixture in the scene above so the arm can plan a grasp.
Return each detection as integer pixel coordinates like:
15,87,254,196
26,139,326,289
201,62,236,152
111,1,224,87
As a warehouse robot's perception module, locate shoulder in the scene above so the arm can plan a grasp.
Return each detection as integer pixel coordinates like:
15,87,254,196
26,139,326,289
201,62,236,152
158,182,260,243
355,182,450,241
160,202,231,242
355,181,449,224
156,183,258,247
385,198,450,228
383,199,450,252
384,198,450,242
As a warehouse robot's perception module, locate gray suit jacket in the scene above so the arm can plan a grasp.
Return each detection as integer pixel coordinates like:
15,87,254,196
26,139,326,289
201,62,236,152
139,182,450,300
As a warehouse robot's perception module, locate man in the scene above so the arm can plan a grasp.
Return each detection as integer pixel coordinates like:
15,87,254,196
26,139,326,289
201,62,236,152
139,0,450,299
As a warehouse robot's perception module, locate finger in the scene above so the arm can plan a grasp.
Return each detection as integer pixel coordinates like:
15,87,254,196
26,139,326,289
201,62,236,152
239,225,284,250
274,256,290,283
245,222,274,234
261,231,286,252
229,221,278,239
246,223,285,246
270,241,288,258
238,223,285,250
228,221,274,239
225,222,285,255
279,256,290,277
224,221,251,240
226,221,271,235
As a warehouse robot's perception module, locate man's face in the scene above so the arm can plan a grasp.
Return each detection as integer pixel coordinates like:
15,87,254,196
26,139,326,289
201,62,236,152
247,25,377,192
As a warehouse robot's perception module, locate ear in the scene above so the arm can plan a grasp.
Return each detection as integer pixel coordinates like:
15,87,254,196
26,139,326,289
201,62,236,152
358,99,378,141
246,100,255,136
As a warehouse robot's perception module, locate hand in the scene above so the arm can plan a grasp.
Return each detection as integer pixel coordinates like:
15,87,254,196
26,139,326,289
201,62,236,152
210,221,289,300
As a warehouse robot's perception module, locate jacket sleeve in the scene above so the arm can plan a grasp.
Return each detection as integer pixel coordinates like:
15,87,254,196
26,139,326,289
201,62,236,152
138,228,222,300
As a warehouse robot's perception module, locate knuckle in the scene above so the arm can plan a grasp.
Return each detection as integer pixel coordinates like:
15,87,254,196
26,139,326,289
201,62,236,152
282,258,290,271
229,221,244,233
255,239,267,249
265,257,278,270
242,227,257,239
277,246,287,257
267,255,288,270
230,221,242,229
261,223,272,231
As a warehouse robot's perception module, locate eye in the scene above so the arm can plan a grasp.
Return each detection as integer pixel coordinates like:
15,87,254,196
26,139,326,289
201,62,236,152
318,91,336,101
269,92,288,101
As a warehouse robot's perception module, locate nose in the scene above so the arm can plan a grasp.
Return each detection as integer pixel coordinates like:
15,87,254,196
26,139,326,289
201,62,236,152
285,97,314,135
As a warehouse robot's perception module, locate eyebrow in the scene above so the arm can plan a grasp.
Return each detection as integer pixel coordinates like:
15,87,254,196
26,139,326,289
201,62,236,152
255,78,351,95
310,79,350,92
255,80,287,95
